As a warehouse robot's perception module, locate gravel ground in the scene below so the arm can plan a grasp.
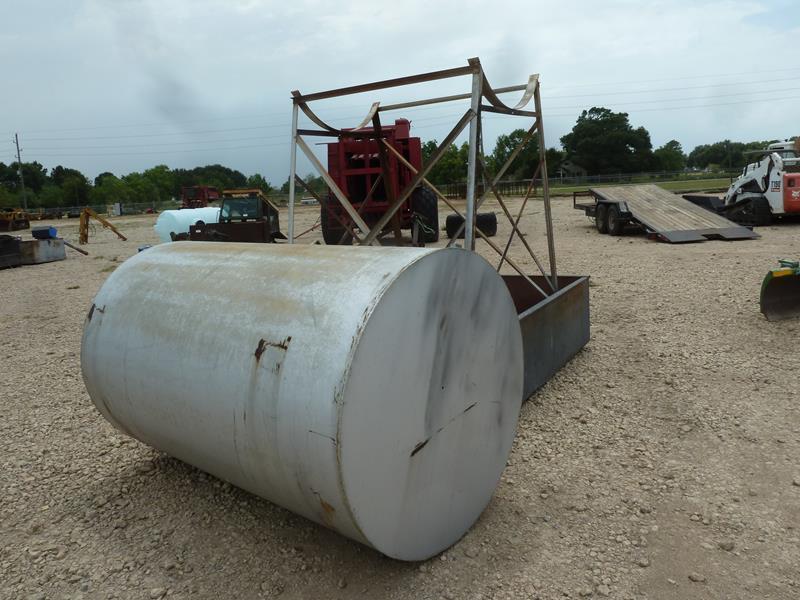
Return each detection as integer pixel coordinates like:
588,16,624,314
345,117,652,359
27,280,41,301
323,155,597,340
2,197,799,600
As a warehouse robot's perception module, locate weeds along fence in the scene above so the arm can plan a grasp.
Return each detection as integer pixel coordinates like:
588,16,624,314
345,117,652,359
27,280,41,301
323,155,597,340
438,170,736,199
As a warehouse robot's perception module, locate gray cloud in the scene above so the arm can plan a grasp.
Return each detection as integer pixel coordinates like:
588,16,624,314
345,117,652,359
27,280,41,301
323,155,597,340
1,0,796,183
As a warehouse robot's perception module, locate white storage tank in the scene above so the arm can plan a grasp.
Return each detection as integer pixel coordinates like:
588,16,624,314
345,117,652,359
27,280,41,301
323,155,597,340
153,207,220,243
81,243,523,560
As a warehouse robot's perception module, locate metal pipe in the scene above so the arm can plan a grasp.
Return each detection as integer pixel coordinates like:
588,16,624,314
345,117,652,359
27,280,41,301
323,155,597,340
292,63,478,103
379,84,527,113
534,84,558,290
81,243,524,562
463,72,483,251
287,103,299,244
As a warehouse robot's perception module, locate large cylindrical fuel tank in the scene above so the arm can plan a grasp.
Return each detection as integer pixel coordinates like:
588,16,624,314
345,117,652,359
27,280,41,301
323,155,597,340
81,243,523,561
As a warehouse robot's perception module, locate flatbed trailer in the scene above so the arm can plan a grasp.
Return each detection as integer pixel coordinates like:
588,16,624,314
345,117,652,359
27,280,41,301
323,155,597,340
573,184,758,243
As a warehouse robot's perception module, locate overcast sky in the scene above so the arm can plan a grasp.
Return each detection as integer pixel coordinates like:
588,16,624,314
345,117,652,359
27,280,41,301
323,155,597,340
1,0,797,184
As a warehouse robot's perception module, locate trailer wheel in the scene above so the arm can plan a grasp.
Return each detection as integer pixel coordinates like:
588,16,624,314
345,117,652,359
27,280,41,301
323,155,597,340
595,203,608,234
320,199,352,245
411,186,439,243
606,205,625,236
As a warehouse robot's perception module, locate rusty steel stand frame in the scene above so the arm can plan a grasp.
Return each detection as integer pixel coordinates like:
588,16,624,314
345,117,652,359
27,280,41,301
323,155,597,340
287,57,558,294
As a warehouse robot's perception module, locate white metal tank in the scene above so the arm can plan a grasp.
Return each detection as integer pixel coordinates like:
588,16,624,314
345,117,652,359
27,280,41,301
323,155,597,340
153,207,220,243
81,243,523,561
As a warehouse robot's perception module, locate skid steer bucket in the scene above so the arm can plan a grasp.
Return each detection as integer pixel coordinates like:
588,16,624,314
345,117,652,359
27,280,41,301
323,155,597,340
760,260,800,321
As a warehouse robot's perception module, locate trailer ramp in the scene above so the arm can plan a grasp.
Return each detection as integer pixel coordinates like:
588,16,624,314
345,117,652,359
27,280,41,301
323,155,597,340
590,184,758,243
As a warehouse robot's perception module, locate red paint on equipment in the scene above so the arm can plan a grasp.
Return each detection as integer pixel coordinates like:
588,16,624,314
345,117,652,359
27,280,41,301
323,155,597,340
784,173,800,214
325,119,421,225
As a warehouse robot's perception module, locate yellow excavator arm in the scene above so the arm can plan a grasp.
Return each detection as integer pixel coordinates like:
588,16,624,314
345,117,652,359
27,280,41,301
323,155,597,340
78,207,127,245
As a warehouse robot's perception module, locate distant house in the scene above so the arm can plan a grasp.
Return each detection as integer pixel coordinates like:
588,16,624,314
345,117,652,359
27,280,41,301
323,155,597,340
557,160,587,182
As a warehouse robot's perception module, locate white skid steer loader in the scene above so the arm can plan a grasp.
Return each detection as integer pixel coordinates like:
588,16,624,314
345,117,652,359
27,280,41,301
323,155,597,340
720,139,800,225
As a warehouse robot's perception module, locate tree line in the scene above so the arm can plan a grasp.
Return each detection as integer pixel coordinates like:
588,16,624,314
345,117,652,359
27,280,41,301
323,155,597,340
1,106,792,209
423,106,790,183
0,163,275,209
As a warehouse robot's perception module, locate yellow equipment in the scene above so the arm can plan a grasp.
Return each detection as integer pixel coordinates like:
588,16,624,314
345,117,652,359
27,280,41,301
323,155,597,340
0,208,30,232
761,260,800,321
78,207,127,245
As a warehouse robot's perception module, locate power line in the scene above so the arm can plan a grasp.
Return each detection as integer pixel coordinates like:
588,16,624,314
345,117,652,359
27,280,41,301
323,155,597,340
16,90,799,160
22,124,291,142
24,134,287,151
7,67,800,139
546,85,800,110
546,75,800,99
29,142,288,158
544,66,800,90
19,82,799,147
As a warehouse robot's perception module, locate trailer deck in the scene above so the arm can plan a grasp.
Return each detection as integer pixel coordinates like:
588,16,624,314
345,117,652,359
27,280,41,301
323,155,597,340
575,184,758,243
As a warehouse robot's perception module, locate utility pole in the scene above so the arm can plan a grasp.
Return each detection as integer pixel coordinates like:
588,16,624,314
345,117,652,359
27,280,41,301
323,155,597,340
14,133,27,211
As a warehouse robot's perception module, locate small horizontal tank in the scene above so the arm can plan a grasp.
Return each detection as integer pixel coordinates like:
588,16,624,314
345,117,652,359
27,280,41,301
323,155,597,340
81,242,523,560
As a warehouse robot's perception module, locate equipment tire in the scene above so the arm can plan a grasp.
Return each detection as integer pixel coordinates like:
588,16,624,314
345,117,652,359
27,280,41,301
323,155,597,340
320,199,351,245
595,203,608,233
750,196,772,226
411,186,439,243
606,204,625,236
445,212,497,239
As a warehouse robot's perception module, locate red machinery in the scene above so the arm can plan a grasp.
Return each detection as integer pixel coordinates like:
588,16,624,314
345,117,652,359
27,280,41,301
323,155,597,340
321,119,439,244
180,185,221,209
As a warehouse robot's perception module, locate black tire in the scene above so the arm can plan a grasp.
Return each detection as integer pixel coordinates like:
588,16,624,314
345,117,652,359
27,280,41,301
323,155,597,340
320,199,351,245
606,204,625,236
411,186,439,243
595,203,608,234
748,196,772,226
445,212,497,239
476,212,498,237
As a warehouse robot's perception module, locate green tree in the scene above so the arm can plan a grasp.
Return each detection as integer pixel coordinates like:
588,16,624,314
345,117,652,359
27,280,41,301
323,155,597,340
0,183,15,208
38,185,65,208
121,172,160,205
544,147,565,177
50,165,88,188
90,174,132,206
61,176,91,206
686,140,772,171
5,161,48,193
94,171,116,187
247,173,273,194
653,140,687,172
488,129,539,180
142,165,175,203
422,141,468,184
560,107,655,175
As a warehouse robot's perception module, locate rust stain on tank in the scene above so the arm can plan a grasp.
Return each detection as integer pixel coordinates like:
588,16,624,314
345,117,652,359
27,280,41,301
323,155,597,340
319,497,336,525
255,336,292,361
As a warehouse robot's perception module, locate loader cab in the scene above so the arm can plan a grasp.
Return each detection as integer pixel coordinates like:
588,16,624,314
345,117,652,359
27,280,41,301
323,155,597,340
220,193,262,222
188,188,285,243
766,142,797,160
218,189,282,222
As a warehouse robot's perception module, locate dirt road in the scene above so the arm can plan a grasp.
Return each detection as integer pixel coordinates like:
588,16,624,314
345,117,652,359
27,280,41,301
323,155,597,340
1,198,798,599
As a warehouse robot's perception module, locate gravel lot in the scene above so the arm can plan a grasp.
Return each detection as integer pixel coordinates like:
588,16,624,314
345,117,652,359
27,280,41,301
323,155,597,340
2,197,799,600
